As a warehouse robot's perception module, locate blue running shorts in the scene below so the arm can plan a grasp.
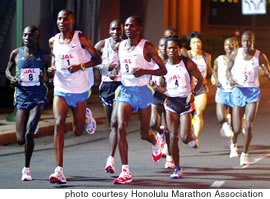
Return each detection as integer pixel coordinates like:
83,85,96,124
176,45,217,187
115,84,154,111
54,90,89,108
215,88,234,108
232,87,261,107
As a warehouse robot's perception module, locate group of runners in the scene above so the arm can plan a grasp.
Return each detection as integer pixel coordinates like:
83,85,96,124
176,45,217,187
5,9,270,185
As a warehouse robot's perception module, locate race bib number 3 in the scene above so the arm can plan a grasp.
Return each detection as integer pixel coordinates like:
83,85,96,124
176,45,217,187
20,68,40,86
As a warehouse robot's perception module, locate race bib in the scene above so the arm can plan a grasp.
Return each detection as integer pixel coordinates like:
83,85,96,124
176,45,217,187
20,68,40,86
167,75,187,92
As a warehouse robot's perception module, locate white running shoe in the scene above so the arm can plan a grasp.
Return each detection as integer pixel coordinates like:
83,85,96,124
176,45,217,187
21,167,32,181
49,166,67,184
240,152,250,166
85,108,96,135
113,169,132,184
157,132,165,150
220,122,233,137
152,136,162,162
230,143,239,158
188,135,198,148
165,155,175,169
105,156,115,173
170,166,183,179
162,143,168,157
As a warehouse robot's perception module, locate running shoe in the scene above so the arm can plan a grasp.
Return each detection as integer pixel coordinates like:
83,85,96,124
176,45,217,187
165,155,175,169
240,152,250,165
104,156,115,173
170,166,183,179
188,135,198,148
21,167,32,181
152,136,162,162
162,143,168,157
220,122,233,137
230,143,239,158
157,132,165,150
85,108,96,135
113,169,132,184
49,166,67,184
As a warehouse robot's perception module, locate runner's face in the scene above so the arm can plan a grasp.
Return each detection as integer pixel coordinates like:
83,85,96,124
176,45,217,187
57,11,74,32
224,39,236,55
109,22,123,41
158,38,166,56
166,40,179,59
22,27,38,47
190,37,202,52
124,18,140,39
241,34,254,52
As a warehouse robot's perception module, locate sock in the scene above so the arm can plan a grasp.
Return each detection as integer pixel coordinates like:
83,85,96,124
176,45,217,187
122,165,129,173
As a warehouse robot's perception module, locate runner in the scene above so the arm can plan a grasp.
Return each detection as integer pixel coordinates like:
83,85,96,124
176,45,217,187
5,25,49,181
113,16,167,184
156,35,203,178
227,31,270,165
211,37,238,138
47,9,101,184
94,19,123,174
187,31,212,148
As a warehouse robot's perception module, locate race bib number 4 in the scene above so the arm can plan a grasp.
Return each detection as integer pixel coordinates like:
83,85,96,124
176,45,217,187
20,68,40,86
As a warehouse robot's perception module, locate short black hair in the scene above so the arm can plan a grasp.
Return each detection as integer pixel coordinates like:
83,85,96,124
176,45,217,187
24,25,39,38
187,31,201,45
165,35,182,50
128,16,143,27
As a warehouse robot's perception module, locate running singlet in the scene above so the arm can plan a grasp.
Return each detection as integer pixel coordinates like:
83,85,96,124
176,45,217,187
53,31,90,93
15,47,47,109
118,39,155,86
231,48,260,88
217,55,233,92
100,37,121,82
188,51,207,80
164,60,191,98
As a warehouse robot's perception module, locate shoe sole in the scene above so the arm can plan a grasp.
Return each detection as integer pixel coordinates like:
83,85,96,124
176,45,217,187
170,175,182,179
165,165,175,169
49,177,66,184
22,178,32,181
113,179,132,184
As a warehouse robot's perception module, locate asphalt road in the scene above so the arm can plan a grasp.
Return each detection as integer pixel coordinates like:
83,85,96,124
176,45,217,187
0,81,270,193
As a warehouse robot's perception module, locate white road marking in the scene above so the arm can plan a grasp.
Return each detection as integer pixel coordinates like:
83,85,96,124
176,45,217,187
211,181,225,187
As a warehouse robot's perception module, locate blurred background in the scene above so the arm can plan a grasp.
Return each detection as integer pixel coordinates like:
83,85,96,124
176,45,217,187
1,0,270,110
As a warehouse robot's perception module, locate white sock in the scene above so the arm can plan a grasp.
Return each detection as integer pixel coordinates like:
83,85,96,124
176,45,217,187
166,155,173,161
122,165,130,173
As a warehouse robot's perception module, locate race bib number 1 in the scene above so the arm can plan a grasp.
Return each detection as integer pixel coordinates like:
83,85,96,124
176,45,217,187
20,68,41,86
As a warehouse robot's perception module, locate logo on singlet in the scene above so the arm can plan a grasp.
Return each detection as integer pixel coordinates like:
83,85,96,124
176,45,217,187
61,54,74,60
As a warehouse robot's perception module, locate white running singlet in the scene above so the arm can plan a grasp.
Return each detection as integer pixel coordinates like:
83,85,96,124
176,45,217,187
119,39,155,87
100,38,121,82
217,55,233,92
164,60,191,98
231,48,260,88
53,31,90,93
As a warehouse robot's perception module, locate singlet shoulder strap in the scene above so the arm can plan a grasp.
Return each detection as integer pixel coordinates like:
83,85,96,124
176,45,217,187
181,56,192,80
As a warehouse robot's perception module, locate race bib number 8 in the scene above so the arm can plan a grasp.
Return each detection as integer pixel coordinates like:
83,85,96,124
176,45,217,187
20,68,40,86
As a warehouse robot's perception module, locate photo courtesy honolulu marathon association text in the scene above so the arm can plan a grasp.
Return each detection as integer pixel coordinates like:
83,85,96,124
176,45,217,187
64,189,266,199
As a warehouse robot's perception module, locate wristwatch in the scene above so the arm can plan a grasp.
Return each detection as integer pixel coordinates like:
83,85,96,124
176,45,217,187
80,63,86,70
191,90,196,95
